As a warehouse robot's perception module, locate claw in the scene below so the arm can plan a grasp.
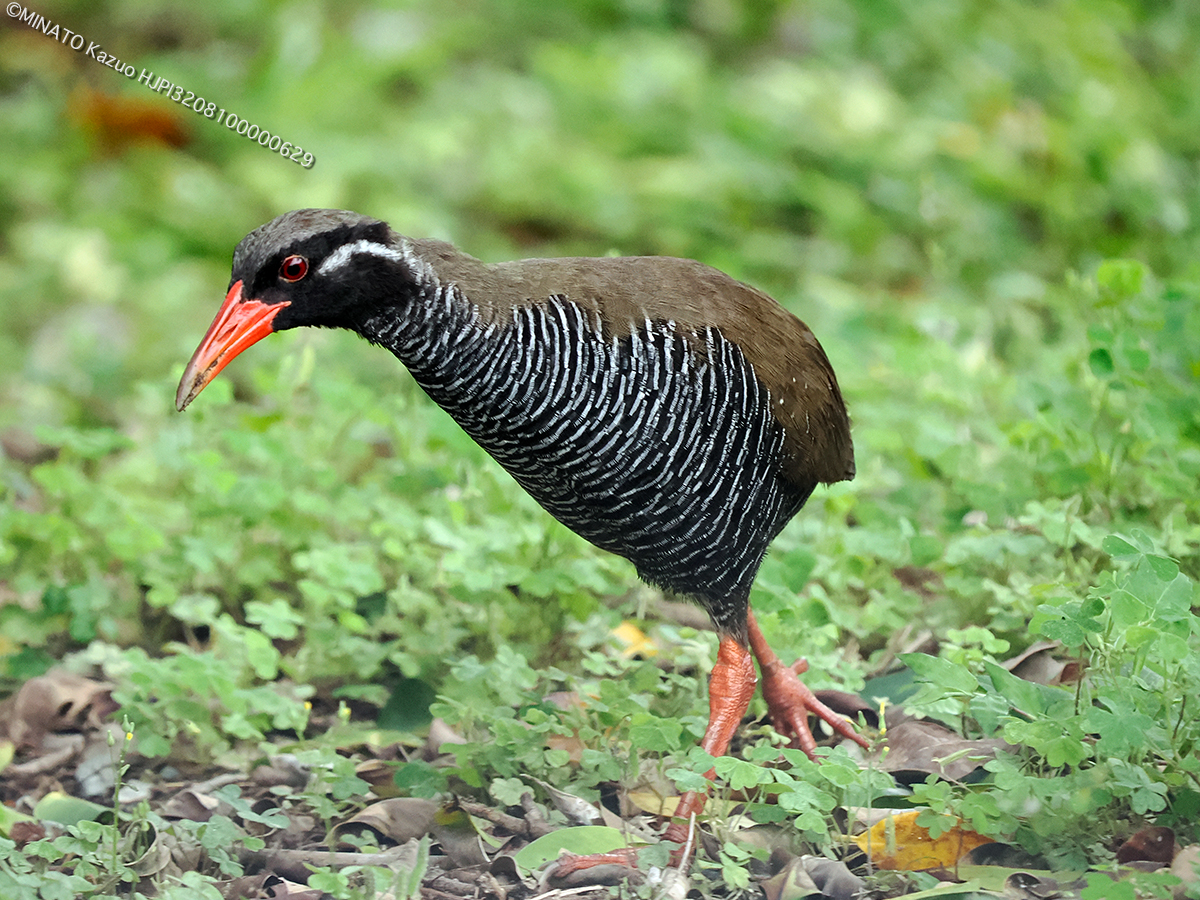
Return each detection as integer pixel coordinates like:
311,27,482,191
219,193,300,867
747,613,870,758
545,848,640,887
549,611,868,889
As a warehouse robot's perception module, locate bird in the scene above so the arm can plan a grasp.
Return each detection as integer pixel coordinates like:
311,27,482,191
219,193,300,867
177,208,869,856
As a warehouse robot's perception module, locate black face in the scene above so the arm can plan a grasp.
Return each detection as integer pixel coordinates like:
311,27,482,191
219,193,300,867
232,209,414,331
176,209,420,412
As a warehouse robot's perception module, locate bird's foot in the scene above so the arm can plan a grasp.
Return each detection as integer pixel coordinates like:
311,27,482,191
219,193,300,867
758,656,870,758
545,812,699,888
545,850,689,899
544,848,640,887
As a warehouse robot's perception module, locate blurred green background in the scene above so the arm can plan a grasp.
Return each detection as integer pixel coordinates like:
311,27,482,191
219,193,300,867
1,0,1198,749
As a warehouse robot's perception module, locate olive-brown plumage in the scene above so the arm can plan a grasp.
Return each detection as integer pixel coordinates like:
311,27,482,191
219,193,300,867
405,239,855,487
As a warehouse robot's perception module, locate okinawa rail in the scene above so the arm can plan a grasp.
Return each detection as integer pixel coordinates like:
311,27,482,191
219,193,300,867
177,208,869,852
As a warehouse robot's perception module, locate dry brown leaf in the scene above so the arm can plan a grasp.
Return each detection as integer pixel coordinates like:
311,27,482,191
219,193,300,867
334,797,438,847
893,565,943,600
354,759,399,797
1,670,116,749
880,717,1010,782
161,825,204,874
160,788,224,821
332,798,487,867
251,754,310,789
852,810,994,871
220,872,318,899
127,821,172,878
1004,641,1071,687
524,776,603,825
760,856,818,900
423,717,467,759
595,804,660,842
0,428,59,466
1172,844,1200,899
545,731,588,765
811,689,877,730
762,855,865,900
1115,825,1176,865
238,842,424,885
8,821,46,847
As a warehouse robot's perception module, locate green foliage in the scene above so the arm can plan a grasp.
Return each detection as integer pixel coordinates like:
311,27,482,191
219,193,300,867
430,640,893,849
2,0,1200,889
0,835,101,900
432,642,710,797
900,528,1199,865
306,864,402,900
0,723,276,898
106,628,311,759
0,807,264,900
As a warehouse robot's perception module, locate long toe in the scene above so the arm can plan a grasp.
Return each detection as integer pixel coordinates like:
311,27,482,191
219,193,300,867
760,658,870,758
545,849,640,887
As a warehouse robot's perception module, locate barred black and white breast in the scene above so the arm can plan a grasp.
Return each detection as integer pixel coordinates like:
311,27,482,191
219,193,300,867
177,209,854,641
177,207,870,804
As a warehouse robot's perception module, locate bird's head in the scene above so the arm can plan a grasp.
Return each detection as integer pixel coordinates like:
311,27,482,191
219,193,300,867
176,209,417,411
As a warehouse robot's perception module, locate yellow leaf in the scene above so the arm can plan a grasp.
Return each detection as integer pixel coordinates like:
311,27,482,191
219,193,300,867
612,621,658,657
853,810,994,870
625,790,739,819
626,789,678,817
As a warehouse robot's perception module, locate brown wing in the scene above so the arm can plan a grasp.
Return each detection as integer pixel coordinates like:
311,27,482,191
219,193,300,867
408,239,853,488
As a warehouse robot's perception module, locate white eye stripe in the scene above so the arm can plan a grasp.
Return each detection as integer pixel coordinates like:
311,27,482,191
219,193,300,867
317,239,407,275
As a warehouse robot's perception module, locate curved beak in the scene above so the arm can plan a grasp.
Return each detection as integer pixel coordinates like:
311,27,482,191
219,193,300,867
175,281,290,411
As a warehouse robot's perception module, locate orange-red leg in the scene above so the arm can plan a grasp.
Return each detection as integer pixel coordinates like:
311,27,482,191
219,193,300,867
549,611,868,884
661,635,757,850
550,635,758,881
746,610,869,757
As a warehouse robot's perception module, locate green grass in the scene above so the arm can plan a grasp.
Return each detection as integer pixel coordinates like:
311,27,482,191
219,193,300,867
1,0,1199,896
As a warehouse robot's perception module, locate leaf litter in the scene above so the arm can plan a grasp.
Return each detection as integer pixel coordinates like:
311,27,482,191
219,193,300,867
2,635,1196,899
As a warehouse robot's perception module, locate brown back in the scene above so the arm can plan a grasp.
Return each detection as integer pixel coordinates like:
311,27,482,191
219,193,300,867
408,237,854,488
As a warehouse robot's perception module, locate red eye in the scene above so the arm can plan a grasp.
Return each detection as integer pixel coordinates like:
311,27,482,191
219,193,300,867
279,255,309,282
